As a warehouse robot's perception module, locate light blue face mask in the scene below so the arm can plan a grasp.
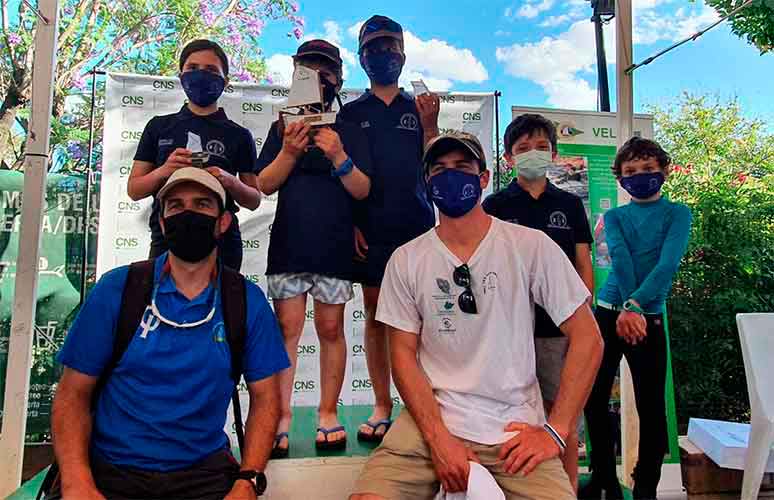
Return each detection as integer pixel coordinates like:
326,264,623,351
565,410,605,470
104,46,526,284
514,149,552,180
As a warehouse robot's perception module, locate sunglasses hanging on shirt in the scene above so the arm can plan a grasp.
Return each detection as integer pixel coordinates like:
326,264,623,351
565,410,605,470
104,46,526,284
453,263,478,314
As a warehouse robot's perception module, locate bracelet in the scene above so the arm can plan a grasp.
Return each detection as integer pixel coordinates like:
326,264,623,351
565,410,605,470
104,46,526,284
332,156,354,177
543,423,567,453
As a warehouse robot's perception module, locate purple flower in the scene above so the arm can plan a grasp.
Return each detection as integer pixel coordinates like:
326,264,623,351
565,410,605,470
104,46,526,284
292,27,303,39
200,1,216,25
228,32,243,46
290,1,300,12
246,18,264,37
63,5,75,16
7,33,22,46
233,70,251,82
67,141,83,161
72,75,87,92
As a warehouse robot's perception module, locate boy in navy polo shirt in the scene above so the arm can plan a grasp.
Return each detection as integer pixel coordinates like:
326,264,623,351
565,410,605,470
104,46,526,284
581,138,691,500
128,39,261,271
482,113,594,490
51,168,289,500
338,14,441,443
256,40,372,456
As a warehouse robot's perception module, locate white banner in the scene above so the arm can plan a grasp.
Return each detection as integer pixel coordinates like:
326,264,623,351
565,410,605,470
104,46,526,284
98,73,495,438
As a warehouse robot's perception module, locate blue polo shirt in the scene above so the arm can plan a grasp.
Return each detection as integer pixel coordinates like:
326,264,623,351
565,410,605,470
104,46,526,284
134,105,258,247
256,120,372,279
339,90,435,247
57,253,289,471
483,180,592,337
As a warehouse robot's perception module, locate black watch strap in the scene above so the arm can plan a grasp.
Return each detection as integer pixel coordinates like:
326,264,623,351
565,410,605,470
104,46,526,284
235,470,267,495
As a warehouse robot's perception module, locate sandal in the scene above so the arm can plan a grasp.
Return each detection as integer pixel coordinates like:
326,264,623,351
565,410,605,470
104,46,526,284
315,426,347,451
357,419,393,443
270,432,289,459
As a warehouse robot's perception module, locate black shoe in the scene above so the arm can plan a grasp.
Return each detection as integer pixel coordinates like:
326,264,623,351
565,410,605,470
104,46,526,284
579,477,624,499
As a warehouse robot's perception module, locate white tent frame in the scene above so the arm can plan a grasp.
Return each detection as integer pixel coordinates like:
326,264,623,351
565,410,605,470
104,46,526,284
0,0,60,496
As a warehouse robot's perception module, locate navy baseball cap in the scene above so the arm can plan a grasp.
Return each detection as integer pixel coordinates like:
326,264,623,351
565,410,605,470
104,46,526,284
358,15,403,53
294,39,343,68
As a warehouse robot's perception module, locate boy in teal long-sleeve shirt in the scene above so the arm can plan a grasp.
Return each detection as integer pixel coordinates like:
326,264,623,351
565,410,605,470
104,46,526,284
581,138,691,500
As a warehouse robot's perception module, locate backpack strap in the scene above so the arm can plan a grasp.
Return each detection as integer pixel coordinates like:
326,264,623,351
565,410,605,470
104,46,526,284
39,260,155,500
220,265,247,453
92,259,155,402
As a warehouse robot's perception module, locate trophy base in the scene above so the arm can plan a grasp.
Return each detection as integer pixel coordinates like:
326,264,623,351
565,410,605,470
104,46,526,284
283,111,337,127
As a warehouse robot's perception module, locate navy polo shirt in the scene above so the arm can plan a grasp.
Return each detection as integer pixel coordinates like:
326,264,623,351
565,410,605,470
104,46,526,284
57,253,289,471
483,180,593,337
338,90,435,247
256,120,372,279
134,105,259,245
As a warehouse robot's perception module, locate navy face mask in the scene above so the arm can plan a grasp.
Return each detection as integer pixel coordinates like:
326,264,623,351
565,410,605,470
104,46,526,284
428,170,482,218
361,51,403,85
180,70,226,107
620,172,665,200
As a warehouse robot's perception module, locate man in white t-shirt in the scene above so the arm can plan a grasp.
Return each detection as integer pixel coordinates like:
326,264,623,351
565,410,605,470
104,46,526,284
350,131,604,500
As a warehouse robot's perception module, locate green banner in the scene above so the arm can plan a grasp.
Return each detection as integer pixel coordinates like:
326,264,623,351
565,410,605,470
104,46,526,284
0,170,98,439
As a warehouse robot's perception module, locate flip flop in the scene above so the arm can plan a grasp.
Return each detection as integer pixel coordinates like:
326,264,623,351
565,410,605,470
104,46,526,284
270,432,289,459
315,426,347,451
357,418,392,443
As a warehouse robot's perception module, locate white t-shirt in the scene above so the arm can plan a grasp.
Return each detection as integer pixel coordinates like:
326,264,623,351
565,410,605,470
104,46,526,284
376,217,590,445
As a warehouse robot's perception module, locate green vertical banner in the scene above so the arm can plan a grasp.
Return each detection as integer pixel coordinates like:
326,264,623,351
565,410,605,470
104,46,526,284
511,107,679,465
0,170,99,439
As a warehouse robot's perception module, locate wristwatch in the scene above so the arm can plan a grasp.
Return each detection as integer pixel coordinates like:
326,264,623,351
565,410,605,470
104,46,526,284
235,469,267,496
623,299,645,315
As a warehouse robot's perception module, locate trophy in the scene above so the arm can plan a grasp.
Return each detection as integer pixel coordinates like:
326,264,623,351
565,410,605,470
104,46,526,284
280,65,336,128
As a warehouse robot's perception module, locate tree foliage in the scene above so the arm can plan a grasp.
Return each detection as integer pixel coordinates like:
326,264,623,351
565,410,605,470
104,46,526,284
0,0,304,172
707,0,774,54
655,94,774,430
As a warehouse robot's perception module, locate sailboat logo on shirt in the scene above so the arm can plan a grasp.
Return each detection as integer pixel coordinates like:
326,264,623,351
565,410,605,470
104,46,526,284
436,278,452,294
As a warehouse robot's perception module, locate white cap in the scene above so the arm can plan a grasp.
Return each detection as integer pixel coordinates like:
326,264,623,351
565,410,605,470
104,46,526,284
157,167,227,208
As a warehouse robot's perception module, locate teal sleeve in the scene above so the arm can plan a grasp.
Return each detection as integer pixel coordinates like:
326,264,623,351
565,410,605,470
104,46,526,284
604,209,638,301
630,205,692,306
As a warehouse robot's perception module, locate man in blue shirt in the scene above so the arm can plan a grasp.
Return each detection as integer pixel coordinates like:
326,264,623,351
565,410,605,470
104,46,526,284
128,39,262,271
257,39,372,455
338,14,440,442
483,113,594,491
51,168,289,500
580,138,691,500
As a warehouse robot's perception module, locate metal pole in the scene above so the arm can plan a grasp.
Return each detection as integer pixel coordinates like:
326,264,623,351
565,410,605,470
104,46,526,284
0,0,60,495
593,15,611,112
494,91,501,191
79,70,98,305
615,0,638,490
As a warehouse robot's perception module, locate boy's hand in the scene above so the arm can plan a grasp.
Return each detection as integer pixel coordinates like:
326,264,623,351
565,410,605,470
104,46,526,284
416,93,440,132
314,127,347,167
161,148,192,170
616,311,647,344
281,121,311,159
499,422,562,476
427,431,479,493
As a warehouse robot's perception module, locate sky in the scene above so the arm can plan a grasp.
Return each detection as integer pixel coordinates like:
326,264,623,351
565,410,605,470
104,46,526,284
256,0,774,127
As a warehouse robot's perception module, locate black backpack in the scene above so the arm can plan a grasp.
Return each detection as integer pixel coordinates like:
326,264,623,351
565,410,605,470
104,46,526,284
38,260,248,499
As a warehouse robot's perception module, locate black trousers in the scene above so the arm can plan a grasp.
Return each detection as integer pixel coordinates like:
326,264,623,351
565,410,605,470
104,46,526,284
584,306,668,494
46,449,240,500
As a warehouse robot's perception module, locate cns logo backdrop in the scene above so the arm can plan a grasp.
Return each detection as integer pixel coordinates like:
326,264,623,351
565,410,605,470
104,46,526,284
98,73,495,437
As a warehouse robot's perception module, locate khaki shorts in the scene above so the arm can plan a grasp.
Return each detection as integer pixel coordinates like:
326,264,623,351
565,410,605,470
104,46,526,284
352,411,575,500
